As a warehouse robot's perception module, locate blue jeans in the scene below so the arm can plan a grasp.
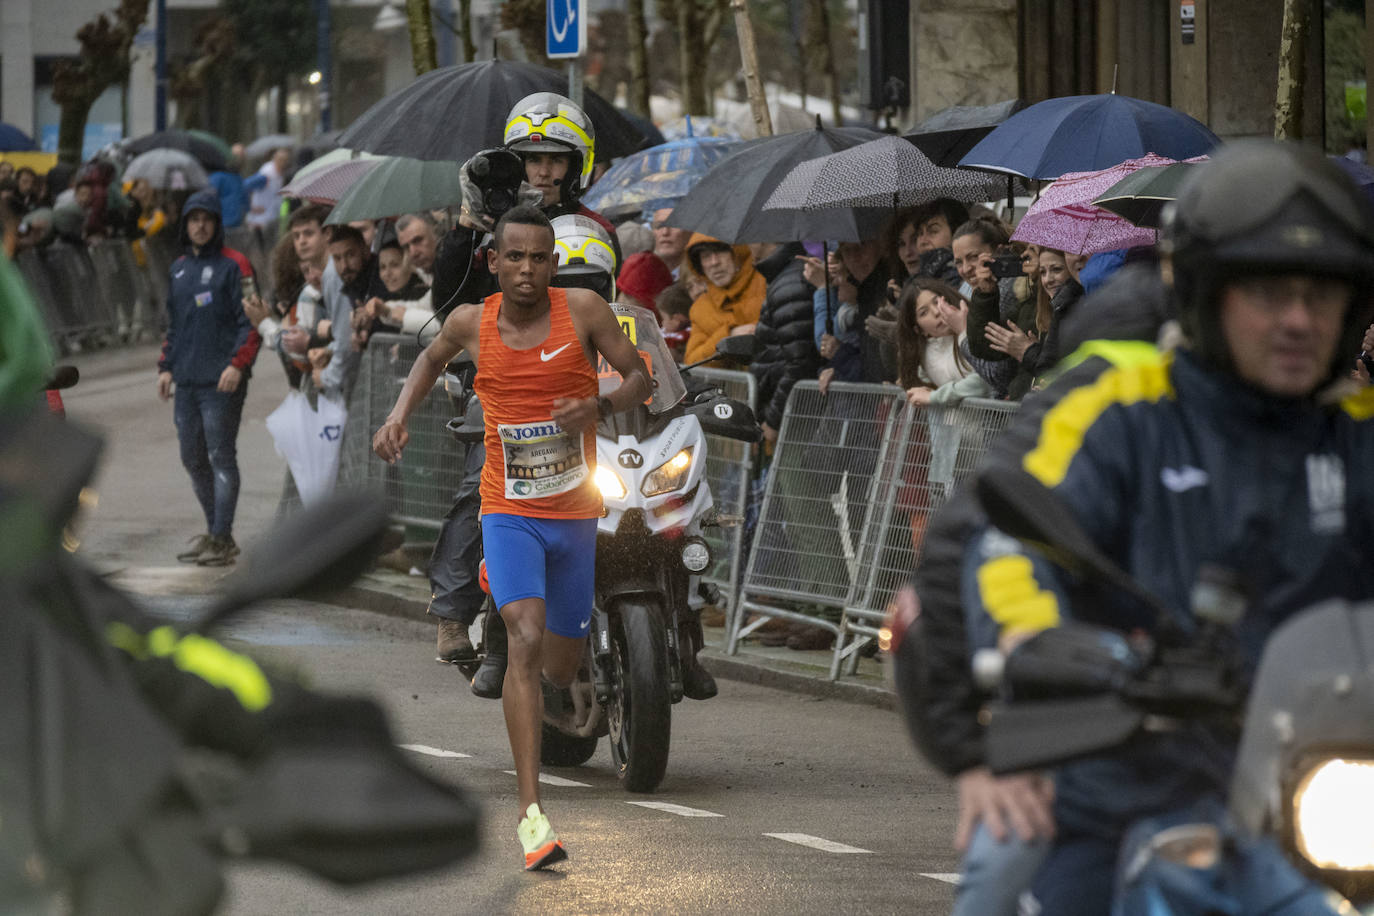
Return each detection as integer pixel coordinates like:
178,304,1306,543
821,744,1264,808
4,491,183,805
174,381,247,538
953,823,1048,916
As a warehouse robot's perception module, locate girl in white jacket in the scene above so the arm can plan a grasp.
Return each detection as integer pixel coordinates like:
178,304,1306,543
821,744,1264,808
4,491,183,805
895,277,992,408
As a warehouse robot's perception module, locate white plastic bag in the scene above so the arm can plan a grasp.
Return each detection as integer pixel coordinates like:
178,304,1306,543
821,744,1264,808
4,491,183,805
265,390,346,507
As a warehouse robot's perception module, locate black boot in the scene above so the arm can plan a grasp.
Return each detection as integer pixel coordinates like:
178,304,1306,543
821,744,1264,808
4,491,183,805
471,610,507,699
680,615,718,701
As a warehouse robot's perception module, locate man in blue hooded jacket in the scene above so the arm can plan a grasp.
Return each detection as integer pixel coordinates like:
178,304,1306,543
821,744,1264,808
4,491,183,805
156,188,261,566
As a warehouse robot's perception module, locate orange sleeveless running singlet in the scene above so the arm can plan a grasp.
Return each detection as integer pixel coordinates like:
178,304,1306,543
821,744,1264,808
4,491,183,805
474,287,602,519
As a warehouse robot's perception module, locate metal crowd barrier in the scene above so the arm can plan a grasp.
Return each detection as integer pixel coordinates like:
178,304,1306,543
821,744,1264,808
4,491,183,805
337,332,461,530
337,340,1023,682
14,238,168,349
832,396,1021,676
728,380,908,657
690,366,757,633
727,383,1021,679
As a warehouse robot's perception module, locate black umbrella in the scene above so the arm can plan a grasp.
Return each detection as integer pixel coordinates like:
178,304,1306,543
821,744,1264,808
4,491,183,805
905,99,1026,168
124,128,229,172
337,60,646,164
665,122,887,243
615,107,666,150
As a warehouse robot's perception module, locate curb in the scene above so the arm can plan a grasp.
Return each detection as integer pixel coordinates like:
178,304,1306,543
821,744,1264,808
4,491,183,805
328,579,895,711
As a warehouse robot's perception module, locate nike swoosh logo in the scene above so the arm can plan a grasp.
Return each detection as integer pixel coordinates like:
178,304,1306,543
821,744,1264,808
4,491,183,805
1161,466,1210,493
540,343,573,362
579,617,590,630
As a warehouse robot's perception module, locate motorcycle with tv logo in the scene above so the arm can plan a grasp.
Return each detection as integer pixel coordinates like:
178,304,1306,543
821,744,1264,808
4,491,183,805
449,304,759,791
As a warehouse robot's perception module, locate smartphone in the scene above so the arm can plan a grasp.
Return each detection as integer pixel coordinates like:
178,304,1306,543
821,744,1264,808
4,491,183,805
987,253,1024,279
240,274,258,302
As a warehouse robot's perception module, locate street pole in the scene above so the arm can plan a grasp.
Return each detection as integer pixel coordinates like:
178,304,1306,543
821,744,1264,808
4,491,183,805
568,59,584,110
154,0,167,130
731,0,773,136
1273,0,1308,140
317,0,332,132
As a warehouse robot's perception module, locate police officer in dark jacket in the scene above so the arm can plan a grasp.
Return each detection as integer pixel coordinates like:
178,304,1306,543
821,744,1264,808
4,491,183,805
749,243,821,443
932,141,1374,915
156,188,260,568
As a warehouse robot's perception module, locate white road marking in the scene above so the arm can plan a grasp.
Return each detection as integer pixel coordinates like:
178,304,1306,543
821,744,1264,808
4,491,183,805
503,770,591,788
920,874,961,885
626,801,724,818
763,833,873,854
398,744,472,759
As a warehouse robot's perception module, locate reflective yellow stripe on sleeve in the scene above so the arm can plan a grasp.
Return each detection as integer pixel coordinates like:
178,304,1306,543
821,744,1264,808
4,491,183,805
976,554,1060,634
1339,385,1374,421
1023,355,1174,488
106,622,273,712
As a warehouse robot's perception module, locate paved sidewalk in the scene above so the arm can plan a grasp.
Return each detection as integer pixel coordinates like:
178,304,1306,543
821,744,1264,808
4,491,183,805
332,565,895,710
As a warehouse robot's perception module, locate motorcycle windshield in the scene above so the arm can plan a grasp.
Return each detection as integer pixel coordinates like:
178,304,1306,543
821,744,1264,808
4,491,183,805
599,302,686,414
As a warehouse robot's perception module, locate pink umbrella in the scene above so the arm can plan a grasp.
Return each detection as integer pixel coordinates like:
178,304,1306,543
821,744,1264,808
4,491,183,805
1011,152,1206,255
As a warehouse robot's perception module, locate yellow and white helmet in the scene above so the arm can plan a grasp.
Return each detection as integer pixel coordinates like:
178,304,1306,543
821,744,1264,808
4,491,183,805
551,213,616,300
503,92,596,205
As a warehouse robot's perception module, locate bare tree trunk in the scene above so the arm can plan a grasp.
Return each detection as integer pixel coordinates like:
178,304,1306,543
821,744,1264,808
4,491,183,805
627,0,651,117
732,0,773,136
812,0,842,127
1273,0,1308,139
57,97,96,166
1367,0,1373,154
678,3,707,113
407,0,439,75
457,0,476,63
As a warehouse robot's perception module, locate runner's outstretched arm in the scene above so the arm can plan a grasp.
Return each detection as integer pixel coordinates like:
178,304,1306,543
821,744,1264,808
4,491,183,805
373,303,481,463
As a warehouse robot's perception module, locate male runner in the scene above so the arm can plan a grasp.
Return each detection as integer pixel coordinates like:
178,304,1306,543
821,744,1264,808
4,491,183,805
372,204,651,870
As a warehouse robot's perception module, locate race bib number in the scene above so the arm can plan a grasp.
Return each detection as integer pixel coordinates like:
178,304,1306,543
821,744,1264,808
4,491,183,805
497,419,588,499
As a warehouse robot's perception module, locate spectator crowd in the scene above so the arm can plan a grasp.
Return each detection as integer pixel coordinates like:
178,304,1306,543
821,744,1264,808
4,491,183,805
5,100,1372,644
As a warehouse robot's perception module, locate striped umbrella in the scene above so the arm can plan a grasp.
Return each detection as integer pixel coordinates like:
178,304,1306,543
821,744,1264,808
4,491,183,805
280,156,385,204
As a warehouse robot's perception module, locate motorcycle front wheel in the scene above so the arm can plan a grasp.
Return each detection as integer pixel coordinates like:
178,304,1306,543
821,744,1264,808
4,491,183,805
606,601,671,792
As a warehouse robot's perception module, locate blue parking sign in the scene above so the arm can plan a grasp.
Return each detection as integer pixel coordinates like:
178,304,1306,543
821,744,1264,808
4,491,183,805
546,0,586,59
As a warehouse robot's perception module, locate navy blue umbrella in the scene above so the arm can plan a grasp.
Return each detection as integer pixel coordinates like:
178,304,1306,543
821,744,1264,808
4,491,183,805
958,93,1219,181
0,122,37,153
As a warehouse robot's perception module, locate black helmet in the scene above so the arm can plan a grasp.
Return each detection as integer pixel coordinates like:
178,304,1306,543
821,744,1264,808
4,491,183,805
1161,139,1374,382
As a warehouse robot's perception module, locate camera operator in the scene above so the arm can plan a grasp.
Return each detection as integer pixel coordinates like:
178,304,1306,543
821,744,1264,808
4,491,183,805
426,93,624,673
430,93,620,324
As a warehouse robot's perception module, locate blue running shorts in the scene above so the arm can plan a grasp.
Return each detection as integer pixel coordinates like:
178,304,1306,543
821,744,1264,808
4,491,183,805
480,513,598,638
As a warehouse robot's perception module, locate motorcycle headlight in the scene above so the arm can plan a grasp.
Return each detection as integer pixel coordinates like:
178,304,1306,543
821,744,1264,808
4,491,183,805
680,537,711,572
1292,758,1374,871
594,466,626,500
641,447,694,497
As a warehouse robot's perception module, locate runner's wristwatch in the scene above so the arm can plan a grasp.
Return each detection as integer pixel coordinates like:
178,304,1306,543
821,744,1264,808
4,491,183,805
596,395,614,419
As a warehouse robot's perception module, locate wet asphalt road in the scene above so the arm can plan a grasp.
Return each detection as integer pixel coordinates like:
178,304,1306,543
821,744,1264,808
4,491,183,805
63,345,963,914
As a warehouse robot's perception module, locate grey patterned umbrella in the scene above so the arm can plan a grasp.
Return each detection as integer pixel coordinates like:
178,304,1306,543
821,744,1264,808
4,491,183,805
763,134,1006,212
123,148,209,190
